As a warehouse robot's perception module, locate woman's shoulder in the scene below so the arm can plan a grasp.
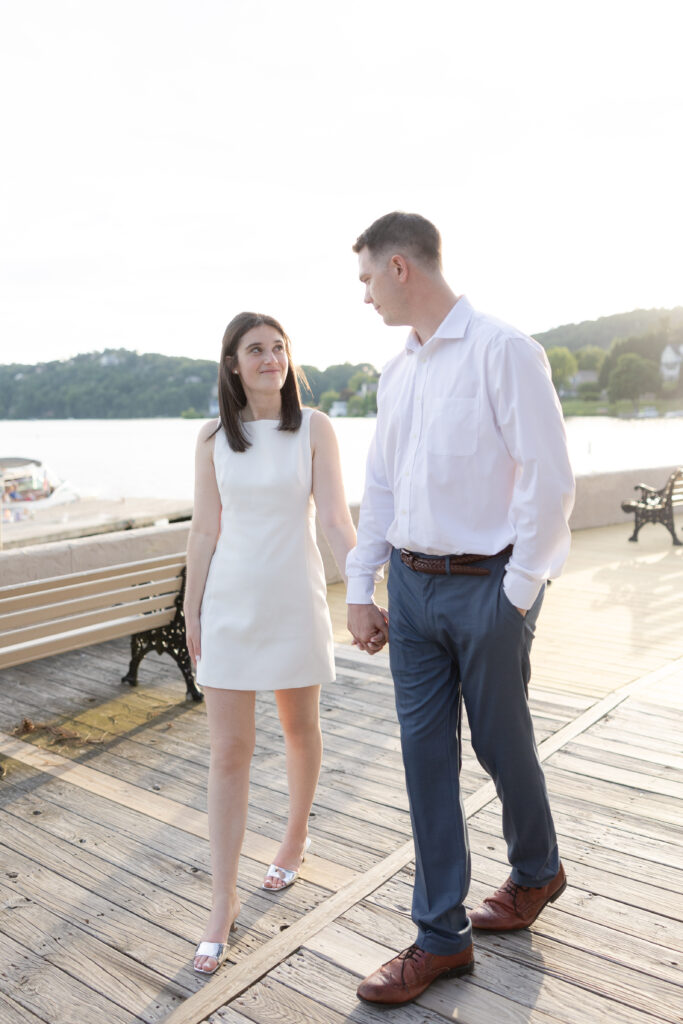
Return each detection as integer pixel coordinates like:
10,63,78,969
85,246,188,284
197,417,220,441
306,407,329,431
196,418,221,448
307,408,337,447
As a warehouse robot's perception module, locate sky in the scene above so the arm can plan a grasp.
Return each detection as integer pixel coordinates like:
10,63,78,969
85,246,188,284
2,0,682,372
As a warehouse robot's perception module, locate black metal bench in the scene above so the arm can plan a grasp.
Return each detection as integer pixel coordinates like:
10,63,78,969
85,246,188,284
0,553,203,701
621,468,683,545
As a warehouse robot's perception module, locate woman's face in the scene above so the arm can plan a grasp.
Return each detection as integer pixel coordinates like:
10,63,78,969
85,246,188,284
232,324,289,398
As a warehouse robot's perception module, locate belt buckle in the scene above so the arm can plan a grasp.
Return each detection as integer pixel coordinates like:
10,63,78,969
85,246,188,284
400,548,414,570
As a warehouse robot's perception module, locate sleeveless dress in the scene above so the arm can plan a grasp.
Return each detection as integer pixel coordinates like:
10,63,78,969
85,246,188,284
196,408,335,690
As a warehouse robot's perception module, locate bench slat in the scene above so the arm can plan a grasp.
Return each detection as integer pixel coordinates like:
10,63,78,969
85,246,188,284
0,594,177,650
0,610,177,671
0,577,182,633
0,565,184,615
0,552,186,598
0,563,184,613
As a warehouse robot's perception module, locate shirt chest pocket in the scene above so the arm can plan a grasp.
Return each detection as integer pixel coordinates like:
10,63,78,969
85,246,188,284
425,396,479,456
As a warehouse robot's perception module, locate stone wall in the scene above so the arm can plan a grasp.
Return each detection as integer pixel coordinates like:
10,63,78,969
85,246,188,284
1,465,680,587
569,464,680,531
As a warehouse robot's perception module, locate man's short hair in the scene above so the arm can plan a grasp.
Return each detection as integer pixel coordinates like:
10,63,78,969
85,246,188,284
352,212,442,269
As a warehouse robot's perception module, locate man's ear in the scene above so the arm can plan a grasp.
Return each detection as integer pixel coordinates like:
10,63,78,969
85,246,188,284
391,254,408,280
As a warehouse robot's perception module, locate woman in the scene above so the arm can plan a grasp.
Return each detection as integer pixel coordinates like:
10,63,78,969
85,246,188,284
185,312,382,976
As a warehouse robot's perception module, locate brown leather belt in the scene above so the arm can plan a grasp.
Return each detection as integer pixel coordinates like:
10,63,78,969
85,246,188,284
400,545,513,576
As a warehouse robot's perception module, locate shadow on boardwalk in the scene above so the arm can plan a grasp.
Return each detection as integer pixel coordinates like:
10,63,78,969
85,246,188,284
0,523,682,1024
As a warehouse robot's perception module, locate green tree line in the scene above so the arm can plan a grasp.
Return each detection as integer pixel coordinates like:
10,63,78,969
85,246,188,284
545,324,683,409
0,350,219,419
534,306,683,352
3,306,682,419
0,349,380,419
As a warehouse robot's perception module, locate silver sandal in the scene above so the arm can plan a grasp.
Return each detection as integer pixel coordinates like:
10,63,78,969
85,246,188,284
193,921,238,975
261,837,311,891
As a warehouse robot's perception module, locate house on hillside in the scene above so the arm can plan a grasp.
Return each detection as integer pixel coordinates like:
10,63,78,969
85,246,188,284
571,369,599,387
329,400,348,417
357,379,379,398
661,344,683,382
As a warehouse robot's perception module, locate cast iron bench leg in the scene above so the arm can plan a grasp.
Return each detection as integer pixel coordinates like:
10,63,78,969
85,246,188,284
664,510,682,545
121,568,204,702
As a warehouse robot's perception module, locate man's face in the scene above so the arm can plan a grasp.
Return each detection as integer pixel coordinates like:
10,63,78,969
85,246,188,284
358,247,405,326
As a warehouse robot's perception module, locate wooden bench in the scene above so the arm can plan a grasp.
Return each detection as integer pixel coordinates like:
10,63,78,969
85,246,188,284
621,468,683,545
0,553,203,701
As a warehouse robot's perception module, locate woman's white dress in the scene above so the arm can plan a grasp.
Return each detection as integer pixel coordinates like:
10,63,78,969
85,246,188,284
196,409,335,690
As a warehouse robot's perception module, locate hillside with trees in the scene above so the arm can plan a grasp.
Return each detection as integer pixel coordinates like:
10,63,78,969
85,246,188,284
0,350,219,419
2,305,682,419
542,313,683,414
534,306,683,352
0,349,380,420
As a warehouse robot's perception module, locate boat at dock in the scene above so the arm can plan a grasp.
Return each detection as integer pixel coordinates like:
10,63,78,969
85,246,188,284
0,457,78,520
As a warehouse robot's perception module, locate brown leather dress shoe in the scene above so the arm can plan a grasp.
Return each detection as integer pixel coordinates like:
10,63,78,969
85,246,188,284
469,863,567,930
356,942,474,1006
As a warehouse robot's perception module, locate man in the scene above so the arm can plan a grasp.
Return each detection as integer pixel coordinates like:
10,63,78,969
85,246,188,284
346,212,575,1006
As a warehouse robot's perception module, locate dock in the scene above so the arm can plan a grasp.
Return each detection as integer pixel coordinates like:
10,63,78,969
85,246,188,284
0,523,681,1023
0,497,192,550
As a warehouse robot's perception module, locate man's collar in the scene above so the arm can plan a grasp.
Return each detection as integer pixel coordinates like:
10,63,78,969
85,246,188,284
405,296,473,354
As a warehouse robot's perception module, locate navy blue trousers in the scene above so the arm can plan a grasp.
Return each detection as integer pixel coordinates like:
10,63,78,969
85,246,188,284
387,547,559,955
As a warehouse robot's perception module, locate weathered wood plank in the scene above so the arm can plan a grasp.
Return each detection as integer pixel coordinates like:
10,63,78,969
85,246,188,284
0,879,192,1021
234,953,498,1024
0,789,323,926
1,758,405,873
0,734,355,890
0,816,221,946
0,844,229,978
543,766,683,829
290,949,565,1023
0,988,49,1024
161,837,419,1024
198,1009,253,1024
469,809,683,894
219,971,358,1024
547,751,683,799
370,870,683,957
564,734,683,775
0,928,136,1024
469,841,682,922
1,527,681,1024
307,920,669,1024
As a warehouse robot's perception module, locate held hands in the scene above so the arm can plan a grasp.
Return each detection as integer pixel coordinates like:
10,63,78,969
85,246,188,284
347,602,389,655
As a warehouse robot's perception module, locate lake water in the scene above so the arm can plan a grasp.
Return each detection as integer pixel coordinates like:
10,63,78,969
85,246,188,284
1,415,682,505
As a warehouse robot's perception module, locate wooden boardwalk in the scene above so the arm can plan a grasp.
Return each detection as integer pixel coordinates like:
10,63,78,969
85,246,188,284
0,523,682,1024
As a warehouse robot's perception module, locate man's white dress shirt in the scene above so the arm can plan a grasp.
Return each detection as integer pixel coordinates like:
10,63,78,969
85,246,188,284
345,297,575,610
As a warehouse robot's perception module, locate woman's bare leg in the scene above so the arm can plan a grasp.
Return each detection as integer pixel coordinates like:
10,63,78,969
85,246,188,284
195,687,255,971
263,684,322,889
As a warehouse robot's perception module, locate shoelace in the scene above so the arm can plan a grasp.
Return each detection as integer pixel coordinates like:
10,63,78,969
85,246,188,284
394,944,424,981
501,879,531,909
397,944,422,962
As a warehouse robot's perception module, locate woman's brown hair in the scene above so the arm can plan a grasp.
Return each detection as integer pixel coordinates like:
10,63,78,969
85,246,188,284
212,312,308,452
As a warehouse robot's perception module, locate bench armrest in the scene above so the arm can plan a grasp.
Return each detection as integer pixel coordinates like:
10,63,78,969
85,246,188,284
634,483,660,497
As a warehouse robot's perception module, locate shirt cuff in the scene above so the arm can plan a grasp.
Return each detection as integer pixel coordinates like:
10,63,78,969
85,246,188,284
345,576,376,604
502,569,544,611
